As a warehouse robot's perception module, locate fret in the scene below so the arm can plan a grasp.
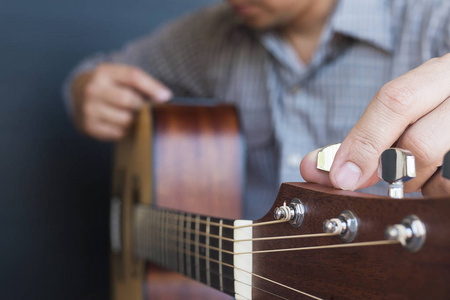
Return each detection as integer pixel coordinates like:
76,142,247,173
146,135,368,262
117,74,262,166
154,209,158,265
178,213,184,274
149,209,154,261
166,212,171,269
189,216,197,280
222,221,236,295
164,210,169,268
219,219,224,292
154,209,159,263
185,214,192,278
206,217,211,287
133,206,258,300
171,212,178,271
161,211,165,267
153,209,157,262
209,218,221,290
166,211,171,270
159,209,163,266
133,206,248,299
195,215,200,282
198,217,207,284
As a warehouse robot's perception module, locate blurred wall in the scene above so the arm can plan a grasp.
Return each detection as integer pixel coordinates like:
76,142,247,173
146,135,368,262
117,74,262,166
0,0,217,299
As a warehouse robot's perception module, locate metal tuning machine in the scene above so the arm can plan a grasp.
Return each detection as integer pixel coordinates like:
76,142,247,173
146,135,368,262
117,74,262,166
273,198,305,228
316,144,359,242
323,210,359,242
443,150,450,180
378,148,416,199
317,143,341,172
385,215,426,252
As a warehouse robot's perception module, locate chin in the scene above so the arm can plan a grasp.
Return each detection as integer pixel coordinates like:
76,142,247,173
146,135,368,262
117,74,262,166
241,17,275,30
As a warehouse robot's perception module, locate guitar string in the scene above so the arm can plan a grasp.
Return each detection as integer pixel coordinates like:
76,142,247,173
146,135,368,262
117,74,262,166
162,250,289,300
236,232,338,242
145,213,399,299
235,240,401,255
159,242,323,300
179,257,289,300
144,210,399,299
147,229,400,256
181,213,289,229
144,213,323,299
146,212,400,255
152,240,292,300
140,210,403,300
155,219,339,242
191,248,323,300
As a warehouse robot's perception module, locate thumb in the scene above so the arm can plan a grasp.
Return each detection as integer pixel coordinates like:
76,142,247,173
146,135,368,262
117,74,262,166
330,132,386,191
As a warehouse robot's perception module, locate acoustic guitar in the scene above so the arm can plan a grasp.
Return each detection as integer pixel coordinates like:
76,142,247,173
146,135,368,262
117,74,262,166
110,101,450,299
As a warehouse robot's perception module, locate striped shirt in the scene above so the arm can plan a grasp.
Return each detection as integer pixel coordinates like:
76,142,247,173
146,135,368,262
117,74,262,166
65,0,450,219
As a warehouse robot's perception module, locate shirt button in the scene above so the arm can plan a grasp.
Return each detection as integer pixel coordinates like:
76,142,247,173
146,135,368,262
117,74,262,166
286,154,301,168
290,85,301,94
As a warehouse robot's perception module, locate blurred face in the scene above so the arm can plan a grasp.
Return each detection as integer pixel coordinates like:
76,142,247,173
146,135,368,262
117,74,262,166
227,0,316,29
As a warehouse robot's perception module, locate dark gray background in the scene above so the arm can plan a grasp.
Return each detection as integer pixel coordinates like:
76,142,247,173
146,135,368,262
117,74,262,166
0,0,216,299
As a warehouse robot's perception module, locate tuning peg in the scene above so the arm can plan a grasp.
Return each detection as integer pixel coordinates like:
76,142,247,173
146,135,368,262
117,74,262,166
378,148,416,199
317,143,341,172
443,151,450,180
273,198,305,228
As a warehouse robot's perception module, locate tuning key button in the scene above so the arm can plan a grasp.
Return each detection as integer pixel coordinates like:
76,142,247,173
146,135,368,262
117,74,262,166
323,210,359,242
378,148,416,199
317,143,341,172
385,215,426,252
443,151,450,180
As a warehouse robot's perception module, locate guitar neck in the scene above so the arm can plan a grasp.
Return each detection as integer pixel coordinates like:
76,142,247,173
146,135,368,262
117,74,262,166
133,204,253,299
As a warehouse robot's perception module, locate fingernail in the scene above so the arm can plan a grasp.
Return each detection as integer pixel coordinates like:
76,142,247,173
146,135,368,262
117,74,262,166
334,162,362,191
157,89,172,102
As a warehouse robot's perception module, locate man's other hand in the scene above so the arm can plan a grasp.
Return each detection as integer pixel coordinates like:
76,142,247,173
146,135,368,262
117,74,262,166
71,63,172,141
301,53,450,197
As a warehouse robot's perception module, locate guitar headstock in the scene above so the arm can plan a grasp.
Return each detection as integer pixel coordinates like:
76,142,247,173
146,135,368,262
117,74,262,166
249,146,450,299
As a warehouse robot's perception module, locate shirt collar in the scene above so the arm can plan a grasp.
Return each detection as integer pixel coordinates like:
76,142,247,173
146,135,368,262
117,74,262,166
330,0,394,53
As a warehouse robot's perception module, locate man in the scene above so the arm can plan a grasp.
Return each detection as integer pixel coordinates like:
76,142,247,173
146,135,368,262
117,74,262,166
66,0,450,219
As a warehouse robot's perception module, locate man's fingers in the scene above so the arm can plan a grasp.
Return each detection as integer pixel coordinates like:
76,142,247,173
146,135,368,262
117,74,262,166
330,55,450,191
85,120,125,141
300,149,333,186
86,101,134,128
422,168,450,196
72,64,173,141
96,64,172,102
300,148,379,189
97,84,144,110
397,98,450,193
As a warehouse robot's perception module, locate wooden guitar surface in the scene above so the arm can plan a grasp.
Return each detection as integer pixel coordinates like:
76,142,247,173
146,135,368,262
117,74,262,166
251,182,450,299
111,102,243,300
148,103,243,300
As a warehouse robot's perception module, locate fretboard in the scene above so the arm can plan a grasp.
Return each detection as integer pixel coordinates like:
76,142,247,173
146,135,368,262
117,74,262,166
133,204,253,299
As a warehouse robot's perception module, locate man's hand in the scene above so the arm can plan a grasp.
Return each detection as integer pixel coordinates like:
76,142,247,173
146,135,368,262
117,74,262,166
71,63,172,141
300,54,450,196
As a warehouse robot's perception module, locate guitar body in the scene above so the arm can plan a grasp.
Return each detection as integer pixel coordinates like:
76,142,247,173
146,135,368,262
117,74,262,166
111,102,243,300
111,102,450,300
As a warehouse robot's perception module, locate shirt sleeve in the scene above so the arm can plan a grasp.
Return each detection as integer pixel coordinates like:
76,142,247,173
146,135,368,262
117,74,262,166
62,3,231,115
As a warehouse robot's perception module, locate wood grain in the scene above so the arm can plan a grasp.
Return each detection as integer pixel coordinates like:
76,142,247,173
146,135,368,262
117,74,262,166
147,104,243,300
152,104,244,219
